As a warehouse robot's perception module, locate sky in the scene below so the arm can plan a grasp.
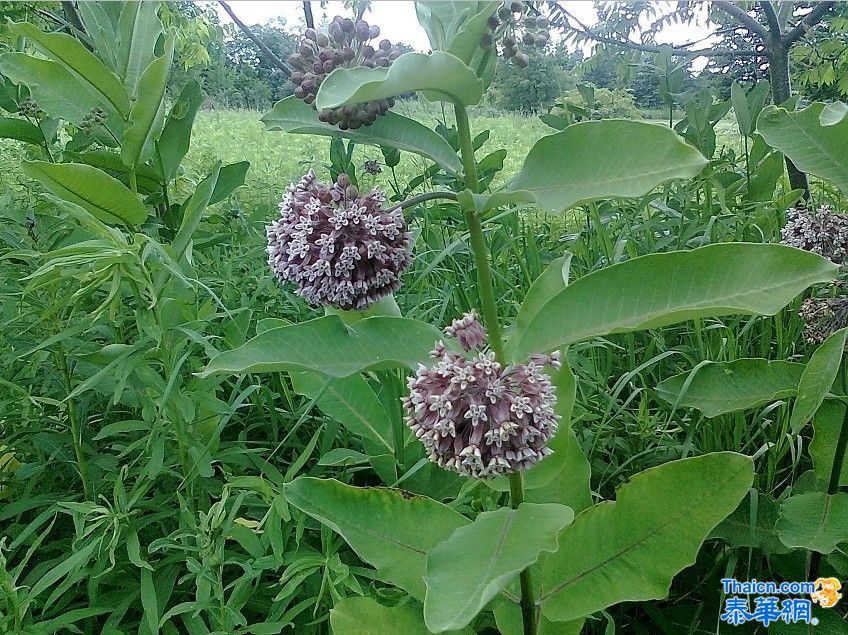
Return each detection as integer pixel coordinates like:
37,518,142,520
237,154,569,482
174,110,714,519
215,1,716,61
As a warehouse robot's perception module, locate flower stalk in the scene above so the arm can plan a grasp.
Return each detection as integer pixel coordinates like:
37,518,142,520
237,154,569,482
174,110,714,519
454,101,537,635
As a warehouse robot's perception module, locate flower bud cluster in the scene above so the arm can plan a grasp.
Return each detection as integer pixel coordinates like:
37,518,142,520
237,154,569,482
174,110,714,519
482,2,550,68
363,159,382,175
17,99,42,118
79,107,106,132
288,16,402,130
266,171,412,310
799,295,848,344
404,312,560,479
781,205,848,264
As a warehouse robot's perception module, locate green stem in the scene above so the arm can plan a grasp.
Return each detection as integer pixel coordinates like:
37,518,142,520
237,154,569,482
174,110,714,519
57,347,92,500
129,169,138,196
454,102,536,635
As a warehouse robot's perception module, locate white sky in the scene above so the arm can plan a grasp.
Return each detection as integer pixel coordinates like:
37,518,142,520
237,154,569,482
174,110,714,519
215,1,716,62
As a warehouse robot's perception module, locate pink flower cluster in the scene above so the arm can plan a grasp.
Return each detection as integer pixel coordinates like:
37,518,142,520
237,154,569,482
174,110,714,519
266,172,412,310
404,312,560,478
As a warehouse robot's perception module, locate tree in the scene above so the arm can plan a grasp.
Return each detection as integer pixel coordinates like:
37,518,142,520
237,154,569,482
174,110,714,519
548,1,839,198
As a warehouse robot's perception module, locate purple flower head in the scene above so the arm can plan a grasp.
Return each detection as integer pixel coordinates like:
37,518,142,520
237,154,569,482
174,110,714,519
266,171,413,310
403,318,560,479
781,205,848,264
444,311,488,351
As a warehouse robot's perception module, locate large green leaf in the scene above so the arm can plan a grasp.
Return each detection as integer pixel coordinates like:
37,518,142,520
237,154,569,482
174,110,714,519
122,39,174,168
0,54,118,131
289,371,394,453
508,243,837,360
171,164,219,261
790,327,847,434
201,315,443,378
261,96,462,175
330,597,430,635
22,161,148,226
758,103,848,195
156,80,204,183
656,359,805,418
9,22,130,117
315,51,483,110
424,503,573,632
538,452,754,621
811,400,848,487
285,478,469,600
524,428,592,512
209,161,249,205
511,255,572,350
115,1,163,98
776,492,848,553
0,117,44,145
501,120,707,213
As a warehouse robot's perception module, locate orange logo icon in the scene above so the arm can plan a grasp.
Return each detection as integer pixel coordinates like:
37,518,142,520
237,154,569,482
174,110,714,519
810,578,842,609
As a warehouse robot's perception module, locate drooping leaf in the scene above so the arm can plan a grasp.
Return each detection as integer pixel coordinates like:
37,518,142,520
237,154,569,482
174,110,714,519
811,400,848,487
122,38,174,167
501,120,707,213
776,492,848,554
201,315,443,378
285,477,469,600
22,160,148,226
316,51,483,110
508,243,837,360
655,359,805,418
758,103,848,195
209,161,249,205
0,117,45,145
8,22,130,117
156,80,204,182
790,327,847,434
424,503,573,632
262,96,462,175
330,597,430,635
539,453,754,622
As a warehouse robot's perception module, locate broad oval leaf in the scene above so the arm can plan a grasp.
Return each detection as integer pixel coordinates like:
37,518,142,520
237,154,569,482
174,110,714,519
811,401,848,487
22,160,148,226
656,359,806,418
331,597,430,635
156,80,204,182
508,243,837,361
285,477,469,600
505,120,707,213
315,51,483,110
201,315,443,378
539,452,754,622
424,503,573,632
115,1,164,98
511,255,572,345
758,103,848,195
9,22,130,117
790,327,847,434
709,493,791,555
289,370,394,453
776,492,848,554
262,96,462,175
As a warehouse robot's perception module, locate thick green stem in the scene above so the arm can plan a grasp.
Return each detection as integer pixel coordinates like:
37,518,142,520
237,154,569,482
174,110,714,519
454,102,536,635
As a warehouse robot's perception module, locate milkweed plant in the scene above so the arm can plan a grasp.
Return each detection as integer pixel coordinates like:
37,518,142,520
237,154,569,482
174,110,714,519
202,2,846,634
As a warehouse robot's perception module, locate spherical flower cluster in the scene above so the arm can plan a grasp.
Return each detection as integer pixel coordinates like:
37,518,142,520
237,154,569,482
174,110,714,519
288,17,402,130
266,171,412,310
799,295,848,344
79,106,106,132
481,2,550,68
781,205,848,264
17,99,42,118
404,312,560,479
